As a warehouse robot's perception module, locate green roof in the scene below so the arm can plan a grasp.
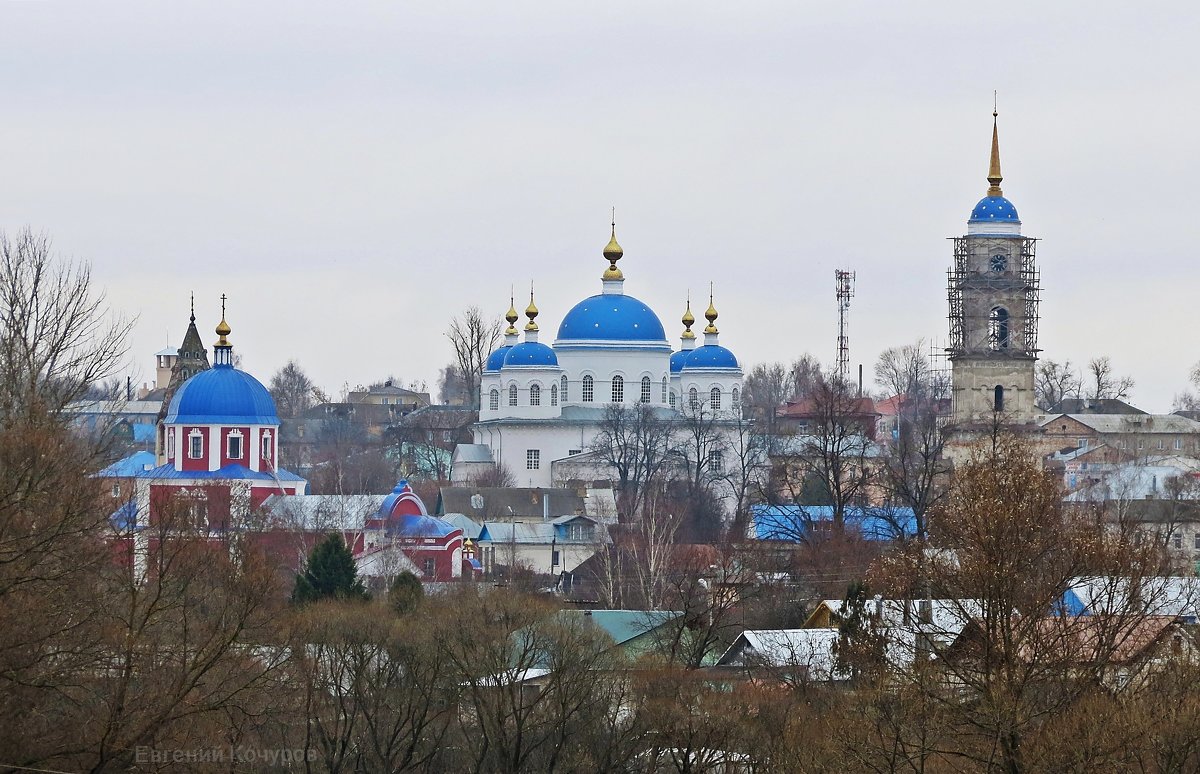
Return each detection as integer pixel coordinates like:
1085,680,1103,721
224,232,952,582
572,610,681,646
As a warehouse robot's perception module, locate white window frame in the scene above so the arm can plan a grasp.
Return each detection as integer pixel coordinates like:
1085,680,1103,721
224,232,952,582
550,384,558,406
710,387,721,410
526,449,540,470
227,430,244,460
641,376,651,403
188,430,204,459
611,375,624,403
261,431,272,460
490,389,500,411
530,383,541,406
582,375,594,403
508,384,518,406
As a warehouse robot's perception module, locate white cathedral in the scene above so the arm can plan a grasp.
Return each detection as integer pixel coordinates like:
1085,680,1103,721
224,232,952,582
452,226,744,489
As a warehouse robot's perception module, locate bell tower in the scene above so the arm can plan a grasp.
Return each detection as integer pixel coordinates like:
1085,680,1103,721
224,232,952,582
946,109,1040,427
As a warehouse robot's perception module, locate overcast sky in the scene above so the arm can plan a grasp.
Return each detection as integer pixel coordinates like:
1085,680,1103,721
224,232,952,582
2,1,1197,409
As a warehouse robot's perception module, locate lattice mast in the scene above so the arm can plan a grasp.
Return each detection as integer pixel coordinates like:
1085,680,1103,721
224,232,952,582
835,269,855,381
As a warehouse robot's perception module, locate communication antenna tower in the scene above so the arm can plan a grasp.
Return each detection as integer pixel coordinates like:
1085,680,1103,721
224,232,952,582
835,269,856,381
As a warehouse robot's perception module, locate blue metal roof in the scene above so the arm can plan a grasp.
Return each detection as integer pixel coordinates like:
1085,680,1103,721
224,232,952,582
969,195,1020,224
139,462,306,483
682,344,739,371
503,341,559,368
485,345,511,372
165,364,280,425
97,451,157,477
556,294,667,343
670,349,690,374
109,500,139,531
750,504,916,541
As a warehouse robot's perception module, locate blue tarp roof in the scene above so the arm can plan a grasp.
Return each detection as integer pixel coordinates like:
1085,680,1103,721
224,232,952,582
750,504,916,541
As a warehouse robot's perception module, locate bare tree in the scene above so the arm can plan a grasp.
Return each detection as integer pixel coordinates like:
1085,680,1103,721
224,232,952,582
790,353,823,400
1036,358,1082,411
446,307,503,411
742,362,794,436
269,359,317,419
0,228,128,419
873,340,933,401
437,363,470,405
1087,356,1135,403
588,403,676,523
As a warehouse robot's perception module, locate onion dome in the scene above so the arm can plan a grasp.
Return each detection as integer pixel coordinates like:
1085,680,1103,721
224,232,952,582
558,295,667,343
485,300,521,372
967,109,1022,234
602,218,624,280
504,286,559,367
682,290,739,371
671,297,698,373
164,306,279,424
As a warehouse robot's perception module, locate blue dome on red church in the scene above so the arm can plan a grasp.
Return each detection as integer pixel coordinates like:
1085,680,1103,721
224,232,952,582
165,363,280,425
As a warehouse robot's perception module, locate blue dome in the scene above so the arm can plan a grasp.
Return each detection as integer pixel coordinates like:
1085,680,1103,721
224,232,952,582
485,345,511,372
503,341,559,368
165,364,280,425
969,195,1020,223
557,294,668,343
670,349,691,374
682,344,739,371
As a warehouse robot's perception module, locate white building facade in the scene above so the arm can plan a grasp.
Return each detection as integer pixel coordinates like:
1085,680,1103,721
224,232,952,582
461,226,745,495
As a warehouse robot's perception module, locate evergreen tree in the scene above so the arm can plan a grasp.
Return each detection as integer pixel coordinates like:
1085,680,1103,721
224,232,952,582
389,571,423,615
292,533,369,604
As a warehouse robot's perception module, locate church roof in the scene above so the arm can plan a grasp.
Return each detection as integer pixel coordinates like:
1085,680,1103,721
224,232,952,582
165,364,280,425
556,294,668,345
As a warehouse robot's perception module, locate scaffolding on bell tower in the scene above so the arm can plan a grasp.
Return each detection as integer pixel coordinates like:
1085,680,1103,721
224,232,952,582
946,237,1040,359
835,269,855,381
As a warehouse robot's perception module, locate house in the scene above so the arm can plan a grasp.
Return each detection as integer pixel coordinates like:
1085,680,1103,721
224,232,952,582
568,609,682,660
477,514,607,576
436,486,587,524
1057,576,1200,622
346,382,431,412
715,629,845,682
1039,413,1200,459
775,395,880,440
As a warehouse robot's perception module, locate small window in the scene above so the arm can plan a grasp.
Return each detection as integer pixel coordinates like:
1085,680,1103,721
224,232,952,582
568,449,581,456
1138,439,1145,450
1077,438,1088,449
710,387,721,410
442,430,452,442
189,432,203,459
641,376,651,403
551,384,558,406
611,375,624,403
582,376,594,403
1157,439,1165,450
732,387,740,407
1175,533,1183,550
551,550,560,566
1176,438,1184,450
423,558,435,577
994,385,1005,412
227,433,243,460
709,450,724,473
111,483,121,498
167,430,176,459
989,307,1010,350
1193,532,1199,551
670,392,676,409
261,432,272,459
530,384,541,406
661,377,668,403
490,389,500,411
509,385,518,406
560,375,568,402
526,449,540,470
689,387,699,409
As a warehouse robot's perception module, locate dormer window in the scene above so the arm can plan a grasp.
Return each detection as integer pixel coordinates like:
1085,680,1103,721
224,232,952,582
227,431,244,460
188,430,204,459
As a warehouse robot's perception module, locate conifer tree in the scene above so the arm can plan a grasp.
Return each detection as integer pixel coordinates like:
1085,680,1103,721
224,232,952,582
292,533,369,604
389,571,423,615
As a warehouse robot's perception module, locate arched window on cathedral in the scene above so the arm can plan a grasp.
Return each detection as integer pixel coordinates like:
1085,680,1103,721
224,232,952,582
732,387,740,408
670,391,677,409
689,387,699,409
611,375,624,403
988,307,1010,350
641,376,651,403
508,384,518,406
550,384,558,406
582,375,594,403
994,385,1005,412
530,384,541,406
710,387,721,410
490,389,500,411
661,377,668,403
560,375,568,402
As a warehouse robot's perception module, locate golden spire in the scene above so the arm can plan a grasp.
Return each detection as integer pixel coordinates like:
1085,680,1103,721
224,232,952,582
987,99,1004,197
505,291,519,336
214,293,231,346
524,283,539,332
681,293,696,340
704,283,719,334
602,209,624,280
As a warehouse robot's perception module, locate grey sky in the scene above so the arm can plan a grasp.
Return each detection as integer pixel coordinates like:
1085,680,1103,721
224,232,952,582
2,2,1197,409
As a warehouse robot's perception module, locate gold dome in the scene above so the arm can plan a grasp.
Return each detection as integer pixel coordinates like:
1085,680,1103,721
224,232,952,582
505,297,520,335
681,298,696,340
214,294,232,346
704,288,719,334
602,220,624,280
525,287,539,332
